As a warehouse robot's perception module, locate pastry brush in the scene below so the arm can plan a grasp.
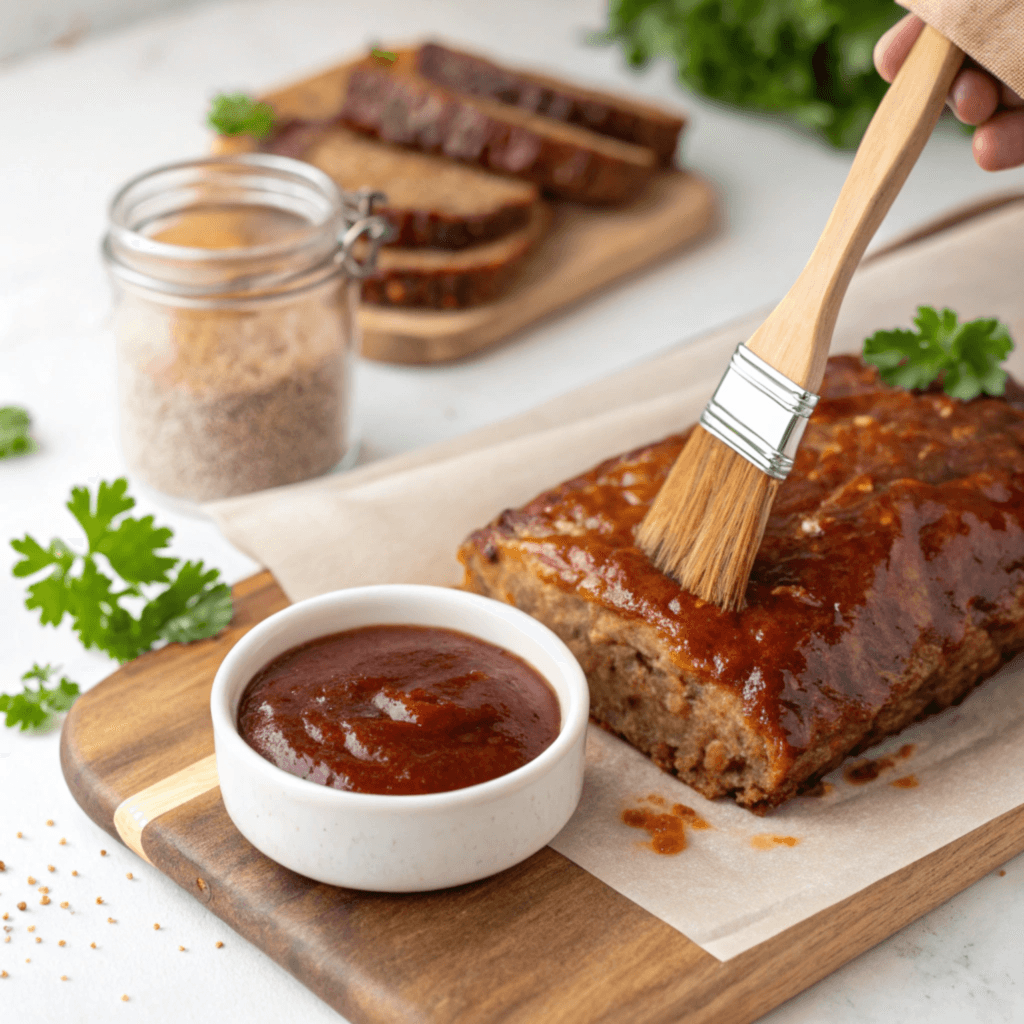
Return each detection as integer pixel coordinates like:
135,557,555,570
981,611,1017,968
637,24,963,611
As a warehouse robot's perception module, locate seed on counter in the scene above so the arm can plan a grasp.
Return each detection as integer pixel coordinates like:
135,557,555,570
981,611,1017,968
59,940,65,947
100,850,107,857
61,975,68,981
16,832,22,839
46,820,54,827
121,994,129,1002
153,923,160,930
95,897,103,905
125,873,133,881
71,870,78,877
215,941,223,949
16,903,26,912
47,865,55,873
60,902,68,909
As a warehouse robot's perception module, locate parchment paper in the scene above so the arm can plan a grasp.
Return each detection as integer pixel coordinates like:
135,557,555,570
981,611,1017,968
207,198,1024,960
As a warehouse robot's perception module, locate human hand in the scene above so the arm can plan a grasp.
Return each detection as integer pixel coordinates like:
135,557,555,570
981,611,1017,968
874,13,1024,171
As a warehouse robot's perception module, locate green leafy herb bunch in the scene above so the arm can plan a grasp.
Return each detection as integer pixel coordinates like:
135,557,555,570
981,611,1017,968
11,478,233,664
600,0,904,148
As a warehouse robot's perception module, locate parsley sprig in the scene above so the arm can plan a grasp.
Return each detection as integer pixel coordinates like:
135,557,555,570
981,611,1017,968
0,664,79,732
863,307,1014,400
207,92,275,138
0,406,36,459
11,478,233,664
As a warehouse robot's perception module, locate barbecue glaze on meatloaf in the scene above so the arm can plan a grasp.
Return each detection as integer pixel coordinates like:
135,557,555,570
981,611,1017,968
458,356,1024,813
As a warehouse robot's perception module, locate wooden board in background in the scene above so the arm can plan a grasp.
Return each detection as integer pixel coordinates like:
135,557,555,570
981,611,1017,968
60,570,1024,1024
216,59,717,365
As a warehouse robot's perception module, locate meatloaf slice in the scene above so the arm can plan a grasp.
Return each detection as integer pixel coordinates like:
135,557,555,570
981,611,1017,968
358,202,551,309
415,42,686,166
458,356,1024,813
339,56,658,204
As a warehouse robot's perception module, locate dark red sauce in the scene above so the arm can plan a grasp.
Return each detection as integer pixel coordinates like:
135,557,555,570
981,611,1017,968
237,624,560,795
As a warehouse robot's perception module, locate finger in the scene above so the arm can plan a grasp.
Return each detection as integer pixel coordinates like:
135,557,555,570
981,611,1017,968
873,14,925,83
949,67,1000,124
973,108,1024,171
1000,82,1024,109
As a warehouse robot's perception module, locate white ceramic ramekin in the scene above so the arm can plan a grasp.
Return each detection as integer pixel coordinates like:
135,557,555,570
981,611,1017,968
210,584,589,892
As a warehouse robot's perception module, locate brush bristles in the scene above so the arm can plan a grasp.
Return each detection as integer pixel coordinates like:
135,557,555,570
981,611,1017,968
637,426,781,612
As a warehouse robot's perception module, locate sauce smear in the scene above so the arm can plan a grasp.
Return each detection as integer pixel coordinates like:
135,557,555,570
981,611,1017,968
238,624,560,795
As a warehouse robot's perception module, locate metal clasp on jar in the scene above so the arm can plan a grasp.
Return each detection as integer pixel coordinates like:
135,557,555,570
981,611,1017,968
337,188,394,279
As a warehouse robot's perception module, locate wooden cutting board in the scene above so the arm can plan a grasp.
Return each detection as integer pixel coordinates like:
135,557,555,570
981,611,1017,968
60,570,1024,1024
214,58,717,365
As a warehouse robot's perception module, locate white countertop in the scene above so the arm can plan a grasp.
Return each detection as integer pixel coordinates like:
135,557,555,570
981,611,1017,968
1,1,1022,1020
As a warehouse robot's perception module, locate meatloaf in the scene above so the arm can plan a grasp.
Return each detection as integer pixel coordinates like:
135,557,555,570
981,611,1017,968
459,356,1024,813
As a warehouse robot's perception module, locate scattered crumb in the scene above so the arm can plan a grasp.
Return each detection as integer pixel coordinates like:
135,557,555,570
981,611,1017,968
59,838,66,846
46,820,54,827
71,870,78,877
25,958,30,963
2,913,7,920
39,887,49,894
0,860,5,871
90,942,96,949
40,896,51,906
61,974,68,981
153,923,160,930
100,850,107,857
890,774,919,789
16,903,26,912
17,832,22,839
60,902,68,909
125,873,133,881
0,970,6,977
27,926,34,933
35,936,41,944
215,941,223,949
95,897,103,905
178,945,185,951
751,834,801,850
47,865,55,873
196,878,207,891
4,936,9,943
107,918,116,924
27,876,36,885
122,994,129,1002
59,940,66,947
999,869,1007,877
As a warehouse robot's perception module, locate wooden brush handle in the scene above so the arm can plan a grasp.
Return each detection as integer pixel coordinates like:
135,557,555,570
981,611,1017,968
747,25,963,390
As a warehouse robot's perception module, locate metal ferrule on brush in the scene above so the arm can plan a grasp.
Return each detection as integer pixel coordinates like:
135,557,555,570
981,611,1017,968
700,344,819,480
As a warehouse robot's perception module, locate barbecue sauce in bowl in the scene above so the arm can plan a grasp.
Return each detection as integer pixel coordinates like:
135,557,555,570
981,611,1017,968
237,624,561,795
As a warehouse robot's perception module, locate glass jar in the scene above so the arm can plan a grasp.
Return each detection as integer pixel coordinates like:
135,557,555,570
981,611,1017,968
102,154,387,507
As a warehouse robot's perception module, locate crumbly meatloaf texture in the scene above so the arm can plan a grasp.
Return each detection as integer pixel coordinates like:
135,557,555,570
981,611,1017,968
339,58,657,204
459,356,1024,813
359,203,550,309
416,42,686,166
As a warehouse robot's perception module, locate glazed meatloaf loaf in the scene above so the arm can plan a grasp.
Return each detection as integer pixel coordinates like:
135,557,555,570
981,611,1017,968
459,356,1024,813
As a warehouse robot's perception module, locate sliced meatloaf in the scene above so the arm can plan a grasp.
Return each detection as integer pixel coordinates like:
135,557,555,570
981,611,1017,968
359,202,551,308
459,356,1024,813
415,42,686,166
340,56,658,204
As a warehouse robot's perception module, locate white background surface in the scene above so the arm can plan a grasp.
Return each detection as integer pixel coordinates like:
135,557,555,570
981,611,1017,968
1,0,1022,1021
